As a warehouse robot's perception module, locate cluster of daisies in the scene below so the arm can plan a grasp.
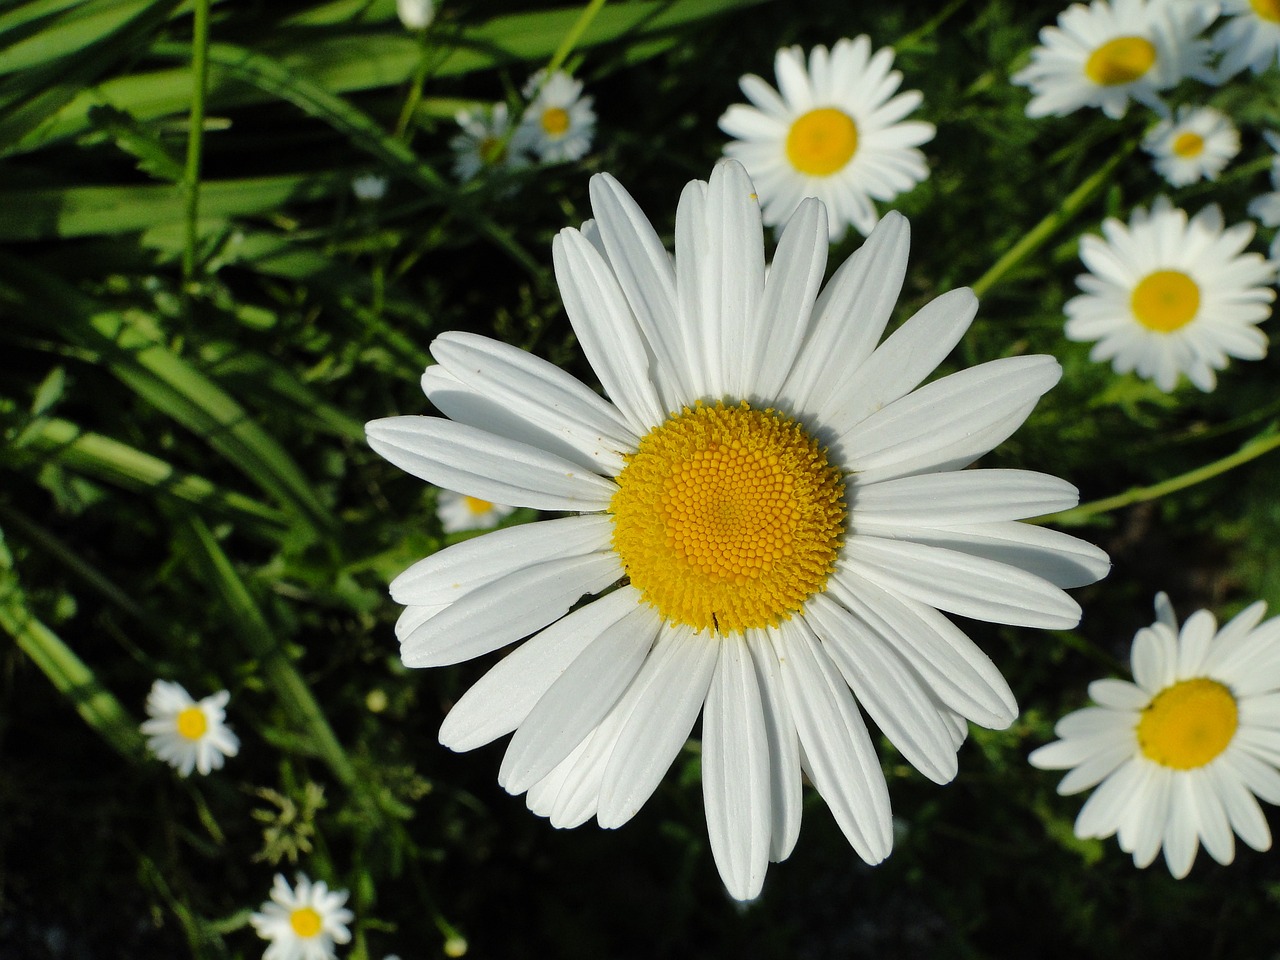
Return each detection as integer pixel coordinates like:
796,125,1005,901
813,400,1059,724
1017,0,1280,392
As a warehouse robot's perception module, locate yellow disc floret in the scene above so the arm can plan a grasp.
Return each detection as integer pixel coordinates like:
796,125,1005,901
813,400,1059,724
176,706,208,741
465,496,495,515
540,107,571,136
289,906,323,939
1130,269,1201,333
786,107,859,176
1251,0,1280,24
1172,131,1205,158
610,401,845,635
1137,677,1238,770
1084,36,1157,86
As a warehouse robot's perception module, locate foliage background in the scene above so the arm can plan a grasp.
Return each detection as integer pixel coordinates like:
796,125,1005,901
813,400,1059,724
2,0,1280,957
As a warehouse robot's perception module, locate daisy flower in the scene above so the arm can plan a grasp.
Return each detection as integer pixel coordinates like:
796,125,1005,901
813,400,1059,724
351,174,388,202
140,679,239,777
396,0,433,31
519,70,596,164
1064,196,1276,392
1213,0,1280,78
1012,0,1217,120
1142,105,1240,186
365,160,1109,900
449,103,531,182
718,36,935,241
436,488,515,533
250,873,354,960
1031,593,1280,878
1247,131,1280,260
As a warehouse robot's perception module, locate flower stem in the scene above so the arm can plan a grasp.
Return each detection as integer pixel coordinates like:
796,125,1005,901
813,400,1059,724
181,0,212,287
543,0,608,80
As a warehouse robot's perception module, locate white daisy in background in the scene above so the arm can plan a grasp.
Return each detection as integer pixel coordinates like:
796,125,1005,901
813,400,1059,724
436,488,516,533
140,679,239,777
1064,196,1276,392
396,0,433,30
350,173,388,202
1013,0,1217,120
1213,0,1280,77
1142,105,1240,186
366,160,1110,900
449,103,531,182
718,36,935,241
519,70,596,163
1247,130,1280,260
1031,593,1280,878
250,873,354,960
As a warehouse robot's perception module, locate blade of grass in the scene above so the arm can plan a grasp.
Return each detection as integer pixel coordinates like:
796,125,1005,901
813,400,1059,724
181,0,212,286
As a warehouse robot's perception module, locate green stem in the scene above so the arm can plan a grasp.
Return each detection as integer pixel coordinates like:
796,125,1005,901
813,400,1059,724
181,0,211,286
895,0,968,47
1038,426,1280,526
543,0,608,80
971,140,1136,299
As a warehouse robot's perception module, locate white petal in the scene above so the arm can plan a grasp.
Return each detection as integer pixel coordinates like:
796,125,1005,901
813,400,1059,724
1163,775,1201,878
1074,760,1144,838
1176,609,1218,679
744,629,804,861
1088,678,1149,711
1209,760,1273,852
851,469,1080,527
1190,769,1236,866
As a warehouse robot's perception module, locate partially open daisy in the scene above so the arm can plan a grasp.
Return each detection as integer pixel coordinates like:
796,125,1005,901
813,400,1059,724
1013,0,1216,119
719,36,935,241
1213,0,1280,78
1064,196,1276,392
366,160,1109,900
1247,131,1280,260
140,679,239,777
449,102,531,182
519,70,596,164
1031,593,1280,878
1142,105,1240,186
436,488,515,533
250,873,354,960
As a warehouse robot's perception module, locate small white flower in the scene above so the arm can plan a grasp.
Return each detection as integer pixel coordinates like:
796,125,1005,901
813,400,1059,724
1142,105,1240,186
1064,196,1276,391
351,174,388,202
250,873,354,960
140,680,239,777
436,489,516,533
519,71,596,163
396,0,433,31
1031,592,1280,878
1248,131,1280,260
719,36,935,241
1013,0,1217,120
1213,0,1280,77
449,103,532,182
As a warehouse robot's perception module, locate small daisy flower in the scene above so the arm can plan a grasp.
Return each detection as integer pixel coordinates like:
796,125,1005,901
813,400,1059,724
250,873,354,960
519,70,596,163
1031,593,1280,878
1013,0,1217,120
396,0,433,31
1064,196,1276,392
1142,105,1240,186
1213,0,1280,77
449,103,531,182
140,680,239,777
1247,131,1280,260
366,160,1109,900
437,489,516,533
719,36,935,241
351,174,388,202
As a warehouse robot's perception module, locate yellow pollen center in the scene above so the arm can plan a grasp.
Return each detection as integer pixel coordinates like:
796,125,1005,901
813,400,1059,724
1084,35,1157,86
540,107,570,136
1251,0,1280,23
289,907,323,939
1137,678,1238,770
610,402,845,635
1172,131,1205,158
1130,269,1201,333
464,496,494,515
786,108,859,177
175,706,207,741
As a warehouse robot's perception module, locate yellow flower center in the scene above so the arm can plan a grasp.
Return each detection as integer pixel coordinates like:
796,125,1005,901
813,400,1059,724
1137,678,1238,770
464,496,494,515
610,402,845,635
1084,35,1157,86
785,107,859,177
175,706,208,741
289,906,323,939
540,106,570,136
1171,131,1205,158
1130,269,1201,333
1251,0,1280,23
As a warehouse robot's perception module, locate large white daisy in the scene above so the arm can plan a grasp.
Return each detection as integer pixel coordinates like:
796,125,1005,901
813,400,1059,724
1142,105,1240,187
1213,0,1280,78
718,36,935,241
250,873,354,960
1064,196,1276,392
1030,593,1280,878
365,160,1109,900
140,679,239,777
1013,0,1217,120
519,70,596,164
